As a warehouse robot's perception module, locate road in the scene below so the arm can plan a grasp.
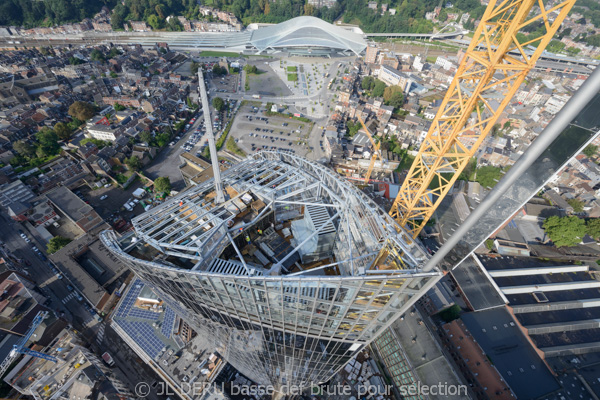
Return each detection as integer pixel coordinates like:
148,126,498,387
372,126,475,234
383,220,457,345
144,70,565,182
144,112,204,191
0,211,167,399
0,212,99,332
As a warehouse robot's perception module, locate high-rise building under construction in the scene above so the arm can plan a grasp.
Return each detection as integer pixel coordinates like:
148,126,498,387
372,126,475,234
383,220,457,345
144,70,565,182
102,152,441,389
100,0,592,392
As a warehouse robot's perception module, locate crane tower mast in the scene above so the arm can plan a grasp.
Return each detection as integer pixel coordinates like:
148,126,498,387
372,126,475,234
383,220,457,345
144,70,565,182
389,0,577,238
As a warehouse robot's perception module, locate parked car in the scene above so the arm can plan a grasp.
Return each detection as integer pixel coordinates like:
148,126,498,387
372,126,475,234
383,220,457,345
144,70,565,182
100,195,108,200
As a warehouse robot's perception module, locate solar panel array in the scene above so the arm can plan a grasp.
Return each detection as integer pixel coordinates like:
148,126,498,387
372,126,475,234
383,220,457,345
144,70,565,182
161,308,176,339
115,281,145,318
113,279,176,359
118,320,165,359
129,307,161,321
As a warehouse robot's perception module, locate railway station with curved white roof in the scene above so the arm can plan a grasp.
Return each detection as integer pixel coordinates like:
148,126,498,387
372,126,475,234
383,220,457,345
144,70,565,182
247,16,367,56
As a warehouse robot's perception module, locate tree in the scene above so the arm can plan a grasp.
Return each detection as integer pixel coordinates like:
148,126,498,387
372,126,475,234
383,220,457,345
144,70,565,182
438,304,461,323
139,131,153,145
13,140,36,158
90,49,105,62
155,4,165,19
304,3,315,15
491,123,502,137
388,93,404,109
54,122,72,141
568,198,585,213
383,86,402,102
110,71,118,78
547,40,566,53
244,64,258,74
361,76,375,91
156,132,170,147
583,144,598,158
438,8,448,22
108,47,121,59
113,103,126,112
475,165,503,188
154,177,171,194
191,61,199,75
47,236,72,254
372,80,387,98
543,215,587,247
212,64,227,76
125,156,142,171
587,218,600,240
485,239,495,251
212,97,226,112
167,17,183,31
346,120,360,137
68,101,95,121
35,128,60,157
111,12,124,30
147,14,163,30
80,138,109,149
68,56,84,65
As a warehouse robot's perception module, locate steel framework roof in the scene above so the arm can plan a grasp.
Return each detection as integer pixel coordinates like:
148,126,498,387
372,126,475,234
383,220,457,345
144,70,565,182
128,151,428,277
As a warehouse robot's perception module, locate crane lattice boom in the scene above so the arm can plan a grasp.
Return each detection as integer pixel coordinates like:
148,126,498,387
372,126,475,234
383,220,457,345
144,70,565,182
358,116,384,183
389,0,577,238
0,311,57,378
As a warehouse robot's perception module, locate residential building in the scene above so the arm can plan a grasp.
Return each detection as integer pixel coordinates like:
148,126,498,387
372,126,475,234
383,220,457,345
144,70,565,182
0,181,35,209
365,45,379,64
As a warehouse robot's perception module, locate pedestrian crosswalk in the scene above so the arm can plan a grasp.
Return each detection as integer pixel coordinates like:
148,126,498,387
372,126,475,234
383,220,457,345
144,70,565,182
96,323,106,344
61,293,77,304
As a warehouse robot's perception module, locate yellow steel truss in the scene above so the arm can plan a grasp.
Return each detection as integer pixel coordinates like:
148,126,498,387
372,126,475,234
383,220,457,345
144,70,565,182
358,116,383,183
389,0,576,238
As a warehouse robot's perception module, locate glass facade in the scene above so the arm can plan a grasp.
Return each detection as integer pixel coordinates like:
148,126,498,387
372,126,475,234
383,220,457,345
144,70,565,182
102,152,441,390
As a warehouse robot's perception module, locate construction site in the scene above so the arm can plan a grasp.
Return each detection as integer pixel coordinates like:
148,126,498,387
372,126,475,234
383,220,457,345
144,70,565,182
96,0,600,397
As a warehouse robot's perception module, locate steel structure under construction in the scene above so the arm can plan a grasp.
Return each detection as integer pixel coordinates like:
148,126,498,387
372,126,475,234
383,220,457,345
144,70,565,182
99,0,596,393
102,151,441,390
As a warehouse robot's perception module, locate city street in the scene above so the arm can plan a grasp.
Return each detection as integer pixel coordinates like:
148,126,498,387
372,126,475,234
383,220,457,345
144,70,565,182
0,212,101,332
144,112,204,191
0,211,165,399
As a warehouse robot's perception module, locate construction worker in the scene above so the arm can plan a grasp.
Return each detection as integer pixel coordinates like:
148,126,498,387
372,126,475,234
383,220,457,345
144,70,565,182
257,228,263,235
245,235,251,244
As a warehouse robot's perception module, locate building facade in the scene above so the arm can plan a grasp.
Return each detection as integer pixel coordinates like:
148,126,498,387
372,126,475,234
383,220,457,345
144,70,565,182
102,152,440,392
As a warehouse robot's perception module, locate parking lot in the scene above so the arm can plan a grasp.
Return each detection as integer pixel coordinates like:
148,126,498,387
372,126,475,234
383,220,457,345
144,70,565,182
211,72,240,94
76,180,147,223
144,112,204,190
228,103,313,157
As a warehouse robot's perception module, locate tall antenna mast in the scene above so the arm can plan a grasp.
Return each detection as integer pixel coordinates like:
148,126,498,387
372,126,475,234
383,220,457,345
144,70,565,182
198,68,225,204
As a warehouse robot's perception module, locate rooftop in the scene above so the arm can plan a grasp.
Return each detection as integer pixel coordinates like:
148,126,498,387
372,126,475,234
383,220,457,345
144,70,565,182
111,279,225,398
450,255,506,311
107,152,430,278
461,307,560,399
45,186,94,223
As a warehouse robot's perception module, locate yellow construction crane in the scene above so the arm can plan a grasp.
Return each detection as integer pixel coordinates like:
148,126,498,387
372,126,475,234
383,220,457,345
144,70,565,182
389,0,577,238
357,115,383,184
